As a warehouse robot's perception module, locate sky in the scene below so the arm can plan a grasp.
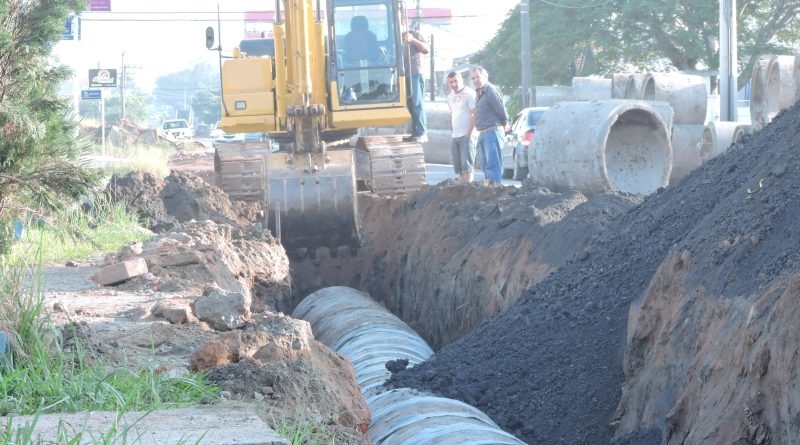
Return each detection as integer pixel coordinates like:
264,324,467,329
54,0,520,92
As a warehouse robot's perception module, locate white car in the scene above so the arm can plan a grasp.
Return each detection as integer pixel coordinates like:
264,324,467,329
161,119,193,139
210,121,224,139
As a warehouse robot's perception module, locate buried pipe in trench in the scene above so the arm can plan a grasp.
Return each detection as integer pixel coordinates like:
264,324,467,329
292,286,525,445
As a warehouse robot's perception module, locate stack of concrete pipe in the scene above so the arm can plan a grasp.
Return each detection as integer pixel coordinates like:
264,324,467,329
529,100,672,195
750,55,796,130
293,287,525,445
571,76,612,101
422,101,453,164
533,85,574,107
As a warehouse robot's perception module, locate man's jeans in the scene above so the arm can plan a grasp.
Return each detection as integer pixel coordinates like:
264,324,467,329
409,74,427,137
478,128,504,183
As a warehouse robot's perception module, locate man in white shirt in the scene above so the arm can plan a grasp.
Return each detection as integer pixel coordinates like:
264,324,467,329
446,71,477,183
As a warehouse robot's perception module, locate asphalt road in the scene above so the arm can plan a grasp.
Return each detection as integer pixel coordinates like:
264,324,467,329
425,164,522,187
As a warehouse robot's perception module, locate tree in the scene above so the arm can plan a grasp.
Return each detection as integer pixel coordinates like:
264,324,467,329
191,88,221,125
476,0,800,102
153,63,220,123
0,0,101,250
79,94,148,124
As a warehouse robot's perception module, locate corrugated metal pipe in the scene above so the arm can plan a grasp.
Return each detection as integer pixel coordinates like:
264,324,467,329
293,286,525,445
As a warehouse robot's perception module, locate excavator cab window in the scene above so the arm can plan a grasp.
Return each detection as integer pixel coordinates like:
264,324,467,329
332,0,402,106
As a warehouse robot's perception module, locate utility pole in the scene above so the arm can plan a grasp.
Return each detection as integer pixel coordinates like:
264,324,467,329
520,0,532,108
720,0,737,121
414,0,421,30
120,51,126,120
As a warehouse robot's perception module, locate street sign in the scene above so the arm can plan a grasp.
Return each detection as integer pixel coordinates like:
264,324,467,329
89,0,111,11
62,16,80,40
81,90,102,100
89,69,117,88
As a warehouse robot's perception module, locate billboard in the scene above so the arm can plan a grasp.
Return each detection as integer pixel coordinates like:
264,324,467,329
89,0,111,11
89,69,118,88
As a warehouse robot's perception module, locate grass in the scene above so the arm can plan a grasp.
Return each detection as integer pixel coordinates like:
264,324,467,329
0,255,219,418
93,144,174,179
10,194,153,265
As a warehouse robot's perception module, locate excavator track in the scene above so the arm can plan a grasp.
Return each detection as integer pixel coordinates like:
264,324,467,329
214,142,271,202
354,135,427,195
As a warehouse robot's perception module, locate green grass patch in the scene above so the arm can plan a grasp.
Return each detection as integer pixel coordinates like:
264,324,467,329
11,195,152,265
0,256,219,417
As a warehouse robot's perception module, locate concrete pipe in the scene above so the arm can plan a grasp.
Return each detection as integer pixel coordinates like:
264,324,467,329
750,58,771,130
669,125,705,184
699,121,739,164
293,287,525,445
612,73,632,99
421,129,454,165
644,73,708,125
529,100,672,195
647,101,675,132
368,388,524,445
794,50,800,104
571,77,612,101
424,101,452,132
624,73,651,100
766,55,796,120
733,125,752,144
534,85,574,106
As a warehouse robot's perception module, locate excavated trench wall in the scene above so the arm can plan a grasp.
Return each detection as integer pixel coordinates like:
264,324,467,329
291,184,640,349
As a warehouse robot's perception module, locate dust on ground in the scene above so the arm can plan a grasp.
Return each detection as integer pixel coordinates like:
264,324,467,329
388,103,800,444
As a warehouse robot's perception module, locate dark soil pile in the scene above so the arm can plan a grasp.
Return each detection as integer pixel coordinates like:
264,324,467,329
389,104,800,444
291,184,640,349
107,170,259,232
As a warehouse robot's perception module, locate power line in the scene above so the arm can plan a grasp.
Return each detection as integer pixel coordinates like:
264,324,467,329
80,14,481,23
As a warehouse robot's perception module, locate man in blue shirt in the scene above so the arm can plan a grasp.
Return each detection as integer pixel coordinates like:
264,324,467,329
471,66,509,185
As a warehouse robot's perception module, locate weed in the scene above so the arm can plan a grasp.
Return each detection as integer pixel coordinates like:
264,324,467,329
10,194,152,265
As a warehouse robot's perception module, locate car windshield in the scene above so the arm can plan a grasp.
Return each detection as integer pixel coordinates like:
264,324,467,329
527,110,547,126
164,121,188,129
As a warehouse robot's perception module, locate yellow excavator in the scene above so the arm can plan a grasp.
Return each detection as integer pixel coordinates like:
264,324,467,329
205,0,426,250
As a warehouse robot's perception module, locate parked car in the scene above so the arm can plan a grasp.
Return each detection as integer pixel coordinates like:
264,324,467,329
161,119,193,139
194,123,211,138
210,121,224,139
502,107,549,180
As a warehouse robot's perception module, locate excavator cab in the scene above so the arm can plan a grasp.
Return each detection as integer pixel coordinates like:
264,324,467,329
212,0,423,251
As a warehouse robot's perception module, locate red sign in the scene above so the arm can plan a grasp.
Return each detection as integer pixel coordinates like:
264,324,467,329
89,0,111,11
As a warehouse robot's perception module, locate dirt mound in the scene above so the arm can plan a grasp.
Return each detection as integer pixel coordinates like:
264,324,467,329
389,104,800,444
292,183,639,348
107,170,259,232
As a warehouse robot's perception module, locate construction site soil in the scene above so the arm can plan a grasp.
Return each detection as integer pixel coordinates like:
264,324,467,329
389,104,800,444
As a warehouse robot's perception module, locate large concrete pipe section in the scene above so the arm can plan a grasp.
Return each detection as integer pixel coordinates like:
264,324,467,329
624,73,651,100
422,101,454,164
669,125,705,184
529,100,672,195
766,55,796,121
612,73,632,99
733,125,752,144
640,73,708,124
795,50,800,104
571,76,612,101
699,121,739,164
750,58,771,130
534,85,574,106
293,287,525,445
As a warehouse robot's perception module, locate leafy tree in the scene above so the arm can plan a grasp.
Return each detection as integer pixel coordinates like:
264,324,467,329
79,94,148,124
153,63,220,123
0,0,101,250
476,0,800,102
191,88,221,125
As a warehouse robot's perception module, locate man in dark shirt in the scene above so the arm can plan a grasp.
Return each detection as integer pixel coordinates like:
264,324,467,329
471,66,509,184
402,21,429,143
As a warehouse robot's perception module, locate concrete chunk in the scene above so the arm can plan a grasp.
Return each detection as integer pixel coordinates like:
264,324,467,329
0,406,289,444
94,258,148,286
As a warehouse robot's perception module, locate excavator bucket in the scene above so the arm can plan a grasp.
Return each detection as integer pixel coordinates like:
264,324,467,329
264,150,360,250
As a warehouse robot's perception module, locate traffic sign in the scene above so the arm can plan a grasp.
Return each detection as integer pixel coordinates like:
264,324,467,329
89,69,117,88
81,90,102,100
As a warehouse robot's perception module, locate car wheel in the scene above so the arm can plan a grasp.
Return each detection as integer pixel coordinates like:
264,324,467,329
513,151,529,181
